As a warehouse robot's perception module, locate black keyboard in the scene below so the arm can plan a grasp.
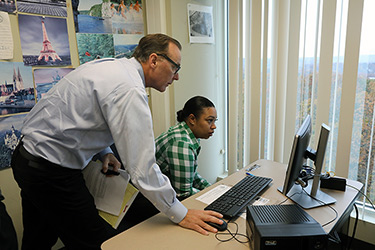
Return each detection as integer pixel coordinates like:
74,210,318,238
204,174,272,218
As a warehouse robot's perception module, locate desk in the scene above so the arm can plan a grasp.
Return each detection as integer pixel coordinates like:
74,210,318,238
102,159,363,250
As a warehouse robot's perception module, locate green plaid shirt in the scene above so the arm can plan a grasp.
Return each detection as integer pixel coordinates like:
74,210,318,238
155,122,211,199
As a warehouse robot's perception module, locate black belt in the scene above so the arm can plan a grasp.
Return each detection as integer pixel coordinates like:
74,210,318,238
18,141,63,170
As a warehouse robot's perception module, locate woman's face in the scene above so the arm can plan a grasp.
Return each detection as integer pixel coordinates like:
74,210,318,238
189,107,217,139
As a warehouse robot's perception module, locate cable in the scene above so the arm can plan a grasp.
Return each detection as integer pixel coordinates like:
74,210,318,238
346,184,375,211
278,187,338,227
278,190,304,205
346,203,358,250
321,204,339,227
344,184,375,250
325,184,369,250
214,220,250,244
301,187,339,227
278,196,290,205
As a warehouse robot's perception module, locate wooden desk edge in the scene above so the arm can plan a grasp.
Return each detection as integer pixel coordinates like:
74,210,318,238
101,159,363,249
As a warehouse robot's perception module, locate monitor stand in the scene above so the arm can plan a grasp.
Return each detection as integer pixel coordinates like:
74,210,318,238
278,180,336,209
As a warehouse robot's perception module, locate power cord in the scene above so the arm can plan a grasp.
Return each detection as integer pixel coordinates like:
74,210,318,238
214,220,250,244
326,203,358,250
278,190,304,205
300,187,339,227
346,203,358,250
344,184,375,250
346,184,375,211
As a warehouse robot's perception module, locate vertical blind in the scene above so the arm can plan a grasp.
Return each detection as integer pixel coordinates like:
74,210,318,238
228,0,373,220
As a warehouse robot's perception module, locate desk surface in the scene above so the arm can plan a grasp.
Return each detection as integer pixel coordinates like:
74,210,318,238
102,159,363,250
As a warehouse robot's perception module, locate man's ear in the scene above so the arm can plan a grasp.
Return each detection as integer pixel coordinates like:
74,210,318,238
149,53,158,69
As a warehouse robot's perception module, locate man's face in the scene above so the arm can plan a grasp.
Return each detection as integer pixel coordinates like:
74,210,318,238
151,42,181,92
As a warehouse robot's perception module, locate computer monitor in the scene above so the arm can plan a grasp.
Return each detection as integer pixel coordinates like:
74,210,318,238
278,115,336,209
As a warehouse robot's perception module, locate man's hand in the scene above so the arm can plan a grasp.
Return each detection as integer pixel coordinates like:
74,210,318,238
178,209,224,235
101,153,121,176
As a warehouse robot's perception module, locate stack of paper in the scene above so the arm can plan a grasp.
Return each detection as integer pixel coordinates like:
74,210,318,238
83,161,139,229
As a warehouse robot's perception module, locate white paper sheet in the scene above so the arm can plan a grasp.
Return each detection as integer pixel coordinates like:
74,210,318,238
238,196,270,219
0,11,13,59
195,184,232,205
83,161,129,216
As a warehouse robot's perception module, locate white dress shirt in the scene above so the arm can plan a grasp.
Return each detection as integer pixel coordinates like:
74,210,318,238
21,57,187,223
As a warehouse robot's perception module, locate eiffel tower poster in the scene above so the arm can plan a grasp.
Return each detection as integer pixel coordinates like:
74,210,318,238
18,14,71,66
38,18,62,62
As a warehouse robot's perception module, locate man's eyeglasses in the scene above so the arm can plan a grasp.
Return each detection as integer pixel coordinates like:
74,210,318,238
156,53,181,75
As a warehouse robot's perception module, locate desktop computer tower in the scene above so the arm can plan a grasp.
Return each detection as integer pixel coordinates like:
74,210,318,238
246,204,327,250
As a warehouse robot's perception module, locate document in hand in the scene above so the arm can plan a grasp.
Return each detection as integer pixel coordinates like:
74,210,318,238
83,161,139,229
99,182,138,229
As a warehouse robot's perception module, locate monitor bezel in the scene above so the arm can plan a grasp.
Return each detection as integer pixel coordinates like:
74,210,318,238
281,115,311,195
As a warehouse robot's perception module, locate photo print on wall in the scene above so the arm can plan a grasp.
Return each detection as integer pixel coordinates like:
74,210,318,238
114,34,142,59
18,14,71,66
0,113,26,170
187,4,214,44
0,62,35,116
16,0,67,17
76,33,114,64
76,0,144,34
0,0,16,13
33,67,75,102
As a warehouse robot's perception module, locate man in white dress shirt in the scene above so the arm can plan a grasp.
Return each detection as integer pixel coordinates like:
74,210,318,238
11,33,224,250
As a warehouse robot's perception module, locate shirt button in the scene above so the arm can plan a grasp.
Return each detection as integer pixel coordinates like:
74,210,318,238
171,216,175,220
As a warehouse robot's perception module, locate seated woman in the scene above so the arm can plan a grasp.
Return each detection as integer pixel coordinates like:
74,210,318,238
118,96,217,231
155,95,217,200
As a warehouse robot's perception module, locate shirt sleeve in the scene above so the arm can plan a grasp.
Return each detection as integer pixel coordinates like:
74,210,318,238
165,140,199,199
101,86,187,223
193,172,211,191
98,147,113,158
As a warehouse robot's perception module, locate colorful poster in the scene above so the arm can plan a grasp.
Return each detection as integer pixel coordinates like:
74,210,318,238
18,14,71,66
16,0,67,17
0,1,16,13
0,113,26,170
33,68,74,101
77,0,113,34
0,62,34,116
76,33,114,64
111,0,144,34
76,0,144,34
113,34,141,59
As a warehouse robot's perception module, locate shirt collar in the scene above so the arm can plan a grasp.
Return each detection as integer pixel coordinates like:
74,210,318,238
130,57,145,87
181,121,200,150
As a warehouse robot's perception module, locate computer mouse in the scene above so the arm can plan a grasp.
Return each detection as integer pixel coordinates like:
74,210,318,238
206,219,227,231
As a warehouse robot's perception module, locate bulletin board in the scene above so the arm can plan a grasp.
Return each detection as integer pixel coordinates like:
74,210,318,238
0,0,146,170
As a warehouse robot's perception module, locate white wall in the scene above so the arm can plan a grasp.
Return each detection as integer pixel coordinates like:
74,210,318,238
170,0,226,184
148,0,227,184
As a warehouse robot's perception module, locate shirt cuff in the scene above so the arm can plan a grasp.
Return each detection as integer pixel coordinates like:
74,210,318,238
164,199,188,223
99,147,113,158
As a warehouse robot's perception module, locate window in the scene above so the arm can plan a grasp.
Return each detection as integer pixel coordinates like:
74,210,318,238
349,0,375,218
229,0,374,222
